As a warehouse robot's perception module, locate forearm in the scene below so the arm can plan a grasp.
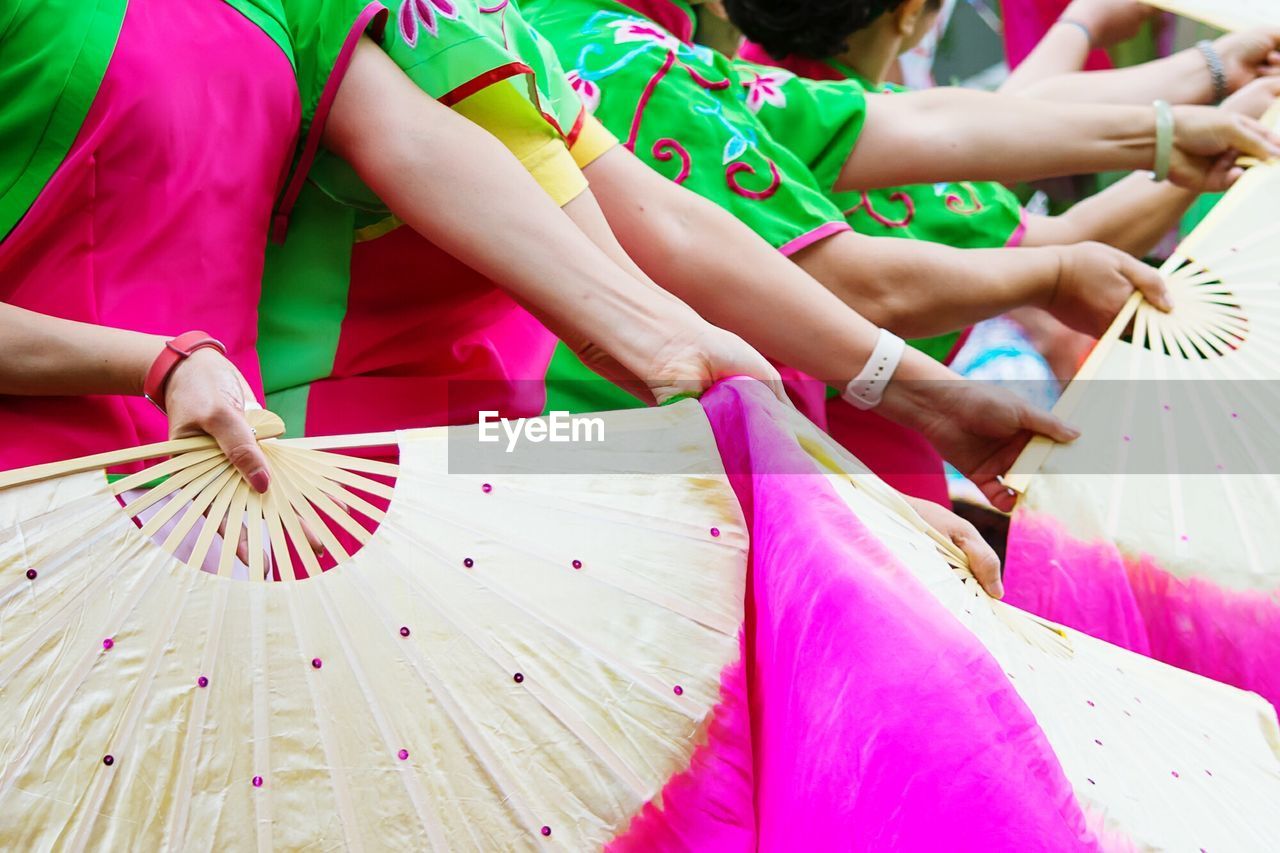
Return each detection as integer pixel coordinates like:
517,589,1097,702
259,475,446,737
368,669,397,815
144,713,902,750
0,304,162,397
584,150,878,383
325,40,688,369
1008,50,1214,106
842,90,1157,190
1021,173,1197,256
792,231,1061,337
1000,23,1092,93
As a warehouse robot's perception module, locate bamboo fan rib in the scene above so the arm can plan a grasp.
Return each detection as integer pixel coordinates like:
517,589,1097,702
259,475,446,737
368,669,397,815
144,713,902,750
0,403,745,850
1140,0,1280,31
776,403,1280,851
1007,155,1280,592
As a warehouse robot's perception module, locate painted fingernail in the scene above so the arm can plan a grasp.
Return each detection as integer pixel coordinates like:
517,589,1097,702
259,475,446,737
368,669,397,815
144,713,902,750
249,470,270,493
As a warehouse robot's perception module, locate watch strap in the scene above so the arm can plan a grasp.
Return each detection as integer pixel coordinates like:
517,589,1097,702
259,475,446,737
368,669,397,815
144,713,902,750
842,329,906,411
143,331,228,412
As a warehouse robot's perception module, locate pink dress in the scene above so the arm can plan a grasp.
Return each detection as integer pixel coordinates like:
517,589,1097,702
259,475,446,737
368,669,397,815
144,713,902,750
0,0,300,471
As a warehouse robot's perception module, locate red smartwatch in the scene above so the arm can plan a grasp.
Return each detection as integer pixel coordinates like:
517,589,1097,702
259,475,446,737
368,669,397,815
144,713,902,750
143,331,228,412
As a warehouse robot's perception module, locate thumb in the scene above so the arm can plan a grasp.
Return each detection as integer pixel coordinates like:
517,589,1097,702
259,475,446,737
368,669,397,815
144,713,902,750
1019,402,1080,444
207,408,272,494
1123,256,1171,312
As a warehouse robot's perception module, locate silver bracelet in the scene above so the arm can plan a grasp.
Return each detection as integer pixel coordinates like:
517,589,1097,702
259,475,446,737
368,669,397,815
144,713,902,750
1196,39,1229,104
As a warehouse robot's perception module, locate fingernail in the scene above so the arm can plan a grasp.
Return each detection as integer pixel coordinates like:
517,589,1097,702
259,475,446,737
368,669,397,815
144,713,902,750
992,581,1005,599
249,470,270,493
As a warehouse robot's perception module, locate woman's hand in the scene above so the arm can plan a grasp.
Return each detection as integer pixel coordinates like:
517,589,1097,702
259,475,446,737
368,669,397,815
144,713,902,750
905,496,1004,599
1221,76,1280,121
1044,242,1170,334
1216,29,1280,94
641,320,786,405
882,368,1080,513
567,313,786,406
1169,104,1280,190
163,348,271,493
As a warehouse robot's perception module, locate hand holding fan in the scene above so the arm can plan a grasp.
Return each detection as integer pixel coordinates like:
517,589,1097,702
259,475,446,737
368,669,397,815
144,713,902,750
1003,136,1280,709
0,405,746,848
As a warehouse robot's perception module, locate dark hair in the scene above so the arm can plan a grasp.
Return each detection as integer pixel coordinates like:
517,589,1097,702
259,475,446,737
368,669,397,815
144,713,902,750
724,0,937,60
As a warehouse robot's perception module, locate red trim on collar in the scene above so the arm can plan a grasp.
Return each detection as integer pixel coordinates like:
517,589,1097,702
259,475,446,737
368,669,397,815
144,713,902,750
738,41,843,81
613,0,695,45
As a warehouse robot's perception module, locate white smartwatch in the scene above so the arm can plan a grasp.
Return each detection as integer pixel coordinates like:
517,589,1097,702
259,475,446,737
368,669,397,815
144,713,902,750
841,329,905,411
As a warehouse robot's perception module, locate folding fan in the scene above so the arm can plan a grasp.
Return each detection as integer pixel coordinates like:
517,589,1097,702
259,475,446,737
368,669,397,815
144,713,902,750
773,400,1280,850
1140,0,1280,170
1140,0,1280,31
0,406,747,849
1003,140,1280,709
4,400,1280,850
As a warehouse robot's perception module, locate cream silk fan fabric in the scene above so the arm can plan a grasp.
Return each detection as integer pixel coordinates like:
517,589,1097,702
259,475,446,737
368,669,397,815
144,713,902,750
1140,0,1280,31
0,406,746,849
772,401,1280,850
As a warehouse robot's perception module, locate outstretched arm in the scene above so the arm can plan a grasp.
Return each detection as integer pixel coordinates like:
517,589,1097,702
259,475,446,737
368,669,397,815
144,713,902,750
841,90,1280,192
791,229,1168,339
1020,173,1195,256
0,305,271,488
1019,77,1280,256
1000,0,1154,95
582,147,882,385
580,146,1082,510
1005,28,1280,105
1001,0,1280,104
324,38,781,402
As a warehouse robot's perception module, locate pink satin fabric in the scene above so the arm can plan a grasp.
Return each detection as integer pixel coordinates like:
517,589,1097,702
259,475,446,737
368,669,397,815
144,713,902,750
614,381,1100,849
0,0,299,471
1006,511,1280,712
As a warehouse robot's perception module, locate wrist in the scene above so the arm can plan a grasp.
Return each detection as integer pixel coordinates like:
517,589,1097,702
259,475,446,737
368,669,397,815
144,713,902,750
1197,39,1230,103
1041,245,1068,312
876,348,959,433
123,333,170,397
612,304,707,375
142,331,228,411
1055,16,1095,48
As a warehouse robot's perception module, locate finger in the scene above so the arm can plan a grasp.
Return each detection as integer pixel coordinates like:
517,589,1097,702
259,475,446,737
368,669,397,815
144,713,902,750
651,379,707,406
1019,403,1080,444
207,408,271,494
763,375,789,405
978,477,1018,514
1226,115,1280,159
300,519,326,557
953,524,1003,599
1123,256,1171,312
1207,151,1243,192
